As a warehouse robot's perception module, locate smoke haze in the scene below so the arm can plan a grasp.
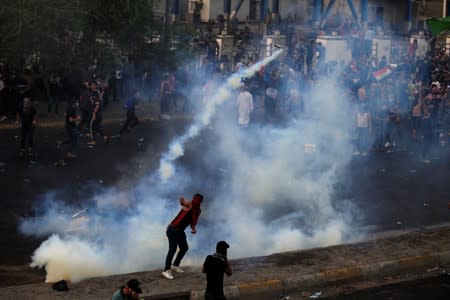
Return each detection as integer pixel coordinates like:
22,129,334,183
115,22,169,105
20,51,359,282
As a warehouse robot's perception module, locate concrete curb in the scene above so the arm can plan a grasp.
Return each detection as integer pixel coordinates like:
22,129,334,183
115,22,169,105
189,250,450,300
190,279,283,300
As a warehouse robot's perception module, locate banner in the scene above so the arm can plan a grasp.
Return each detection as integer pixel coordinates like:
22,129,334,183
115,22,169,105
372,67,392,81
426,17,450,36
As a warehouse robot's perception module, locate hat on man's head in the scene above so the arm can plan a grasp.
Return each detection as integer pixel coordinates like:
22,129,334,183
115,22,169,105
127,279,142,294
216,241,229,253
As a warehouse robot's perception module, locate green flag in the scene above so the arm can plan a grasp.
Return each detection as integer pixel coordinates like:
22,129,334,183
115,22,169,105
427,17,450,36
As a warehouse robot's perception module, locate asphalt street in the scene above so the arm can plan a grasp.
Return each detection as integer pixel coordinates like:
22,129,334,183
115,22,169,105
0,101,449,288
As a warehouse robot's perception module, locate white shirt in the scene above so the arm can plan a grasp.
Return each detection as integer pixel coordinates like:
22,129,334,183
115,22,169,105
357,112,370,128
236,91,253,126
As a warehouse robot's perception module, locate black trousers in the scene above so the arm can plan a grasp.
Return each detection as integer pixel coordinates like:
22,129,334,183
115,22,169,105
90,115,104,138
164,225,188,271
20,125,34,149
120,111,139,134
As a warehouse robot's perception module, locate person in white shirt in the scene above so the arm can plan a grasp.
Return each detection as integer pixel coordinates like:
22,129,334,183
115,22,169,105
236,85,253,128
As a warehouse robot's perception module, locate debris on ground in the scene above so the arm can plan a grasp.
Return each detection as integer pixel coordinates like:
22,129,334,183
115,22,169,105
23,178,31,183
98,179,103,184
423,203,430,207
54,160,66,167
301,292,311,298
310,291,322,298
396,221,402,225
139,137,144,142
52,280,69,292
427,266,439,273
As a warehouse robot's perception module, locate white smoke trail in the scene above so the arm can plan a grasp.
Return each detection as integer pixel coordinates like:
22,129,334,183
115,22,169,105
159,49,284,182
21,49,361,283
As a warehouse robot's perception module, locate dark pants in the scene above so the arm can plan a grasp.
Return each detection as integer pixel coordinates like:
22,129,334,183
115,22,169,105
48,95,59,114
422,119,433,158
90,115,104,138
21,125,34,149
164,225,188,271
79,108,90,131
120,111,139,134
66,127,79,152
205,294,227,300
160,93,173,114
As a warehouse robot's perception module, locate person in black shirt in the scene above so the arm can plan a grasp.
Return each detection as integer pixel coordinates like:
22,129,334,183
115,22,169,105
65,99,80,158
202,241,232,300
16,97,37,156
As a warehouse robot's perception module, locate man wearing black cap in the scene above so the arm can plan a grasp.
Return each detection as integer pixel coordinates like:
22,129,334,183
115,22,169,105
202,241,232,300
111,278,142,300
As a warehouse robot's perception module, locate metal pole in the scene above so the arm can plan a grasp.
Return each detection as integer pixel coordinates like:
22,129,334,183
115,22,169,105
443,0,447,17
260,0,268,22
313,0,322,25
230,0,246,20
407,0,414,31
163,0,170,47
360,0,368,25
346,0,360,27
171,0,179,23
320,0,337,29
224,0,231,20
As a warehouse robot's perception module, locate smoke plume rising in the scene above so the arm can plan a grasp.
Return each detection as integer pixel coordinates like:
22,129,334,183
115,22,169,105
20,50,358,282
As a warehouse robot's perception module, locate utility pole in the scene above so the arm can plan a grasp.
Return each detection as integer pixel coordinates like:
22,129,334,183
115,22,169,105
163,0,171,48
444,0,448,17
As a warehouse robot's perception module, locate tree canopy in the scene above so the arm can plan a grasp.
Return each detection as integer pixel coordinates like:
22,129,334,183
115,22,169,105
0,0,165,72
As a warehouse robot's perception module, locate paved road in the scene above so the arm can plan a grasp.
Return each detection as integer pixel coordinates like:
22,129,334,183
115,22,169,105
321,274,450,300
0,100,449,287
240,275,450,300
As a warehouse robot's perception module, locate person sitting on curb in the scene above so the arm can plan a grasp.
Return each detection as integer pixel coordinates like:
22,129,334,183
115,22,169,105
202,241,232,300
111,278,142,300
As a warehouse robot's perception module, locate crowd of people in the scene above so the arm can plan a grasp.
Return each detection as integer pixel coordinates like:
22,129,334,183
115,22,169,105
1,22,449,163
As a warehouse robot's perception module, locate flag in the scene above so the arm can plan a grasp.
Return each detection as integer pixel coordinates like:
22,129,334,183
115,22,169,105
426,17,450,36
372,67,392,81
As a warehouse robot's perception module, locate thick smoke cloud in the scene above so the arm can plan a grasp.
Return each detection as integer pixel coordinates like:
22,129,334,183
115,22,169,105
20,50,358,282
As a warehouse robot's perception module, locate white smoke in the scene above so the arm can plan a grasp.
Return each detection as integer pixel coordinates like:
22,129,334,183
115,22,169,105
21,50,359,283
159,49,284,182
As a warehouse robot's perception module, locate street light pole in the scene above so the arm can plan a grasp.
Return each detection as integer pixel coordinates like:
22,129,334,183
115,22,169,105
164,0,170,48
444,0,448,17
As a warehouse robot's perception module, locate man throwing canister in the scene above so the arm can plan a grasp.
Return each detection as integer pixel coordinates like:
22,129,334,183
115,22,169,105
162,193,204,280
